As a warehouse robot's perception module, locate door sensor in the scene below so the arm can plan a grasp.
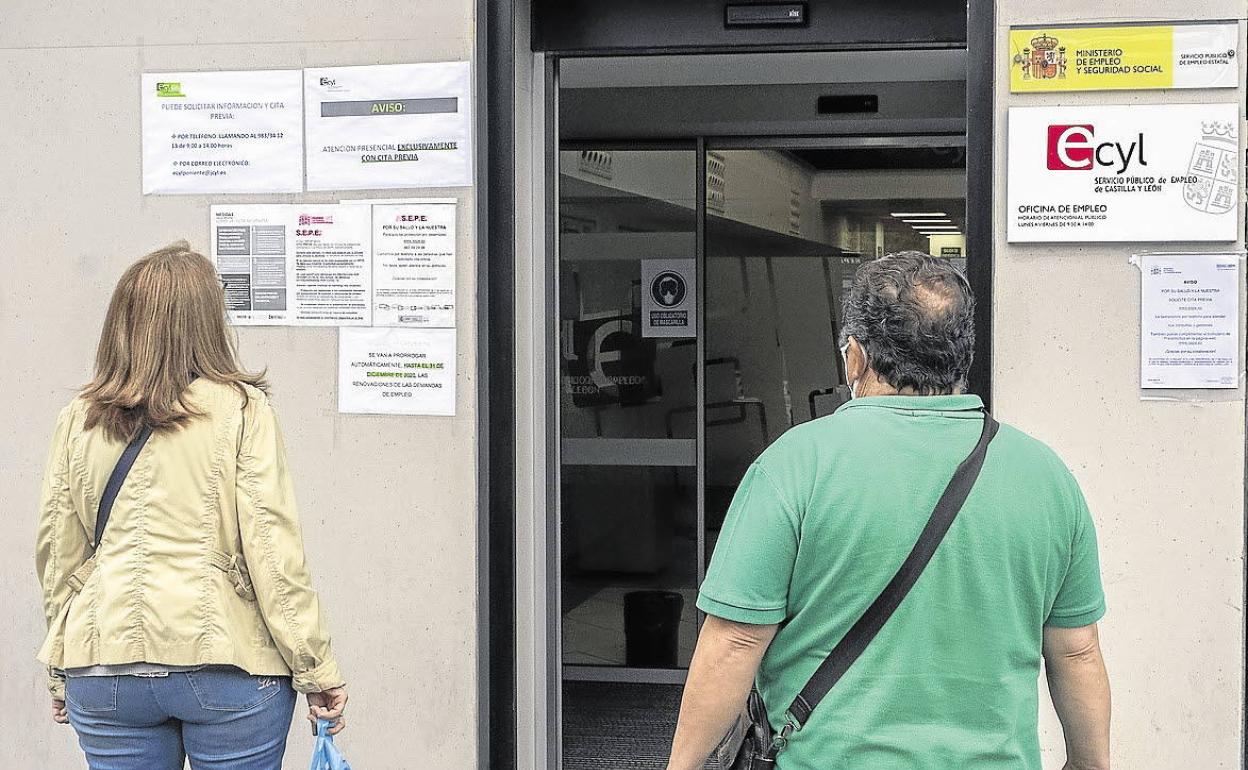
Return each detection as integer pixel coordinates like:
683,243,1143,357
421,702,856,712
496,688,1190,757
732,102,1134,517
725,3,808,27
817,95,879,114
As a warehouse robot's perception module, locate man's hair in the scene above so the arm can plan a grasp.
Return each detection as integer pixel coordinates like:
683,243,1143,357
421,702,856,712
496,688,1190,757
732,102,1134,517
840,251,975,395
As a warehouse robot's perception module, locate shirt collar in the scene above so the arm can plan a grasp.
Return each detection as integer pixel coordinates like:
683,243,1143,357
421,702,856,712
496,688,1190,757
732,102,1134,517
835,393,985,415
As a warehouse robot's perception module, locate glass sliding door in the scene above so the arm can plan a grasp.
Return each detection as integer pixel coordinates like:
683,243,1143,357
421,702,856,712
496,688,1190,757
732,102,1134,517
557,146,704,769
556,137,969,770
558,147,701,678
702,139,968,568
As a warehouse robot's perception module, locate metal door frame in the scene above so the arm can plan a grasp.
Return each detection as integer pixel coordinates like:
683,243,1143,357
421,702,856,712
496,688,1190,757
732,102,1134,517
505,8,997,763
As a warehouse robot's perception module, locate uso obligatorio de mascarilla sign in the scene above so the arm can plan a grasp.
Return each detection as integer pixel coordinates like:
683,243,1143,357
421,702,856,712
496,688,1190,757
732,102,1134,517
1010,22,1238,92
1007,103,1239,243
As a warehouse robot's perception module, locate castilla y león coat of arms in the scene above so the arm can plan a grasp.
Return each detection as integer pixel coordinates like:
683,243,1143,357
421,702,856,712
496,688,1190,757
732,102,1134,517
1183,120,1238,215
1014,33,1067,80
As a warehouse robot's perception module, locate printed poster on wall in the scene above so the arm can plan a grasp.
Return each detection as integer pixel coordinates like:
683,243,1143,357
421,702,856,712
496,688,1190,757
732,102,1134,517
1137,253,1240,389
304,62,473,191
1007,103,1239,243
338,327,456,415
210,204,372,326
1010,23,1239,92
141,70,304,194
641,259,696,338
371,202,457,328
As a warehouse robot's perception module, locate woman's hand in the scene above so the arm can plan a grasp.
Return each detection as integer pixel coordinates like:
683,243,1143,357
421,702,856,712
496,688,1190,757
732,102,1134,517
51,699,69,725
307,686,348,735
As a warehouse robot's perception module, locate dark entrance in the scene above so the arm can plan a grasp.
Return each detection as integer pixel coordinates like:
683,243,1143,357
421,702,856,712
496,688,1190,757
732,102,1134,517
555,57,983,770
483,3,997,768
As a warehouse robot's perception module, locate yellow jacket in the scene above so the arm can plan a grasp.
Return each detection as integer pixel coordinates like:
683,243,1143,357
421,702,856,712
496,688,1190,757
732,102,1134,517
36,380,343,699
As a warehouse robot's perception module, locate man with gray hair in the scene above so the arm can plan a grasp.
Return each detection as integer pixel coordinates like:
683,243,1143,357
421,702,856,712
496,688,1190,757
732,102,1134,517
667,252,1110,770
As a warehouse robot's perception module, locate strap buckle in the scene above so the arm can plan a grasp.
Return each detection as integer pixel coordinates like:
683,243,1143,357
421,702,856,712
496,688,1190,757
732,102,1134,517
770,715,800,754
208,550,256,600
66,558,98,592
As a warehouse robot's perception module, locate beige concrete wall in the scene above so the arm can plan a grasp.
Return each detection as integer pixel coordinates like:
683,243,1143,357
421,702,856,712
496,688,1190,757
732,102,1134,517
0,3,480,769
993,4,1247,768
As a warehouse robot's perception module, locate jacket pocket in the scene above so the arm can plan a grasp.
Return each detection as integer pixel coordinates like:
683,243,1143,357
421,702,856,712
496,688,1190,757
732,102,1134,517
185,667,284,712
208,550,256,602
65,676,119,713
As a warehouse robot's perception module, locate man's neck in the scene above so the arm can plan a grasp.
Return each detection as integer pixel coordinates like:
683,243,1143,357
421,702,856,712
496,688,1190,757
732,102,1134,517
854,373,961,398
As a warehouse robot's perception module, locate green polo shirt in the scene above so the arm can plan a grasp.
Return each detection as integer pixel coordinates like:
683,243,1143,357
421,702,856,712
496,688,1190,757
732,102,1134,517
698,395,1105,770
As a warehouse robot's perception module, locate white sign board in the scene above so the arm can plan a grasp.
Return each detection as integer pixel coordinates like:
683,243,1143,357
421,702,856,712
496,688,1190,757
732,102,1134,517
141,71,303,194
1139,253,1240,389
210,204,372,326
304,62,473,191
338,327,457,415
1007,103,1239,242
371,203,457,328
641,259,696,338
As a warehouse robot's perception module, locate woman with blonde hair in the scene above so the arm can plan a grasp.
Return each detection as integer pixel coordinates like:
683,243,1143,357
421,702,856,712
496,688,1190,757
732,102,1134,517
36,241,347,769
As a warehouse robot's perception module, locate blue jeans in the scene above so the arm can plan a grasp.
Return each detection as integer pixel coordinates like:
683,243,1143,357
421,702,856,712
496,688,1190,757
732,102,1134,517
66,666,296,770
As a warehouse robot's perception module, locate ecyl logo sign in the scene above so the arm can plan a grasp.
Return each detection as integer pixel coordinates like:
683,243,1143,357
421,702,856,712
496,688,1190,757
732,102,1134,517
156,82,185,98
1047,124,1148,174
318,76,346,94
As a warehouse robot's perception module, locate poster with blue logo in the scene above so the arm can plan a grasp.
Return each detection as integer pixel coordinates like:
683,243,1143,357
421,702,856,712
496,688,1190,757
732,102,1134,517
1007,103,1239,242
641,259,696,338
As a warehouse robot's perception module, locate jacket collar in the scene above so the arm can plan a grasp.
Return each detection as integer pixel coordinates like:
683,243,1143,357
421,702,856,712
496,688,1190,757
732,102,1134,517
835,394,985,415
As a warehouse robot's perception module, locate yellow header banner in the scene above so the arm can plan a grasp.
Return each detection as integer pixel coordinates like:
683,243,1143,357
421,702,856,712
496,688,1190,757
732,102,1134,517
1009,23,1238,92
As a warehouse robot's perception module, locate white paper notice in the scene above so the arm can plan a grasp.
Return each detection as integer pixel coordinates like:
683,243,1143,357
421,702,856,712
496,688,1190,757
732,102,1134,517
338,327,456,415
141,71,303,194
641,259,697,338
304,62,473,191
1007,103,1239,242
211,205,372,326
1140,253,1240,389
371,203,457,327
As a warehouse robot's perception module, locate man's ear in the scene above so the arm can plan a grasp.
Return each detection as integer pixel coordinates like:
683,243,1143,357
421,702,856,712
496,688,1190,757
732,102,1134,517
844,336,867,384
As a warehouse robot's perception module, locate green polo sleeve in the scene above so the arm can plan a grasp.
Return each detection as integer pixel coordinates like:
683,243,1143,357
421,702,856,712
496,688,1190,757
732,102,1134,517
697,462,801,626
1045,479,1107,628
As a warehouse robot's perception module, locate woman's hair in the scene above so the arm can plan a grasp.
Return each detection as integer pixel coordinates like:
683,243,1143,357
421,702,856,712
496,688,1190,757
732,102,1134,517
82,241,267,441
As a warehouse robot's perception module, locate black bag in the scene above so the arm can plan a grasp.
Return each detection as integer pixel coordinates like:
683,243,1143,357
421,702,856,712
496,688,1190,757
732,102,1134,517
725,412,1000,769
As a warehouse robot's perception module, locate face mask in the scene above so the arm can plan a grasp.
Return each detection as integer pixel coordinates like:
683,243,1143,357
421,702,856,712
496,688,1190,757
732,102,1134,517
839,342,859,399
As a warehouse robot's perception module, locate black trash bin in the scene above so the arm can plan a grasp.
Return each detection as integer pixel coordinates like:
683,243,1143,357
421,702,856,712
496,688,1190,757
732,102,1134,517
624,590,684,668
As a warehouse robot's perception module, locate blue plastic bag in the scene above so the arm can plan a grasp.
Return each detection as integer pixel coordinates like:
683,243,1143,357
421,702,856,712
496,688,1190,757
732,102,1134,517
310,718,352,770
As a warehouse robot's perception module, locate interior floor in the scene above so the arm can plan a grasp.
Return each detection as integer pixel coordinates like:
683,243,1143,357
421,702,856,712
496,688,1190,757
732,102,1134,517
563,681,734,769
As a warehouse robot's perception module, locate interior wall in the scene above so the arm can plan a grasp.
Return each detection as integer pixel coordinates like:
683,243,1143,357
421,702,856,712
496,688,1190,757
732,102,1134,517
0,3,480,769
715,151,826,240
705,256,843,437
927,232,966,256
810,169,966,201
992,4,1247,767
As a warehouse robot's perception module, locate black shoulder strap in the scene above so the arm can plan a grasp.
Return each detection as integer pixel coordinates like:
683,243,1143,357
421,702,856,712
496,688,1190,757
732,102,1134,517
93,425,154,550
785,412,1000,729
